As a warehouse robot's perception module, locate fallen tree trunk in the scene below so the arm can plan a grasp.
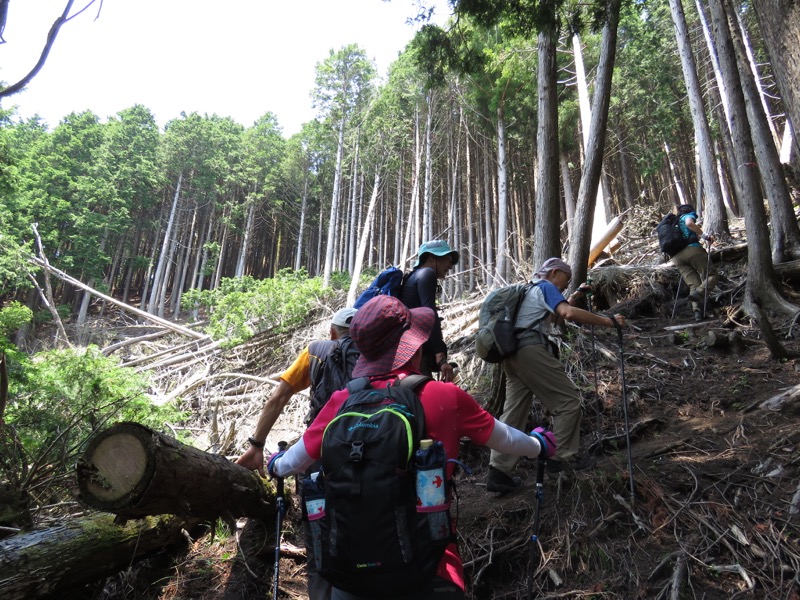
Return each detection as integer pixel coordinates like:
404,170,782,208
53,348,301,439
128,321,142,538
76,422,276,521
758,383,800,414
774,258,800,283
0,514,192,599
29,256,208,340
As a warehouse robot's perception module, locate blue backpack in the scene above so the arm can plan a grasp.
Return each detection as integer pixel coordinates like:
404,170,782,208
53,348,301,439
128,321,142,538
354,267,406,309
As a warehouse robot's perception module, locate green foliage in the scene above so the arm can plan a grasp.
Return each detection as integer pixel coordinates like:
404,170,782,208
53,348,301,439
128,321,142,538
732,374,751,395
129,255,151,270
0,301,33,338
328,270,354,291
2,345,187,504
201,241,221,276
32,304,70,325
5,346,185,449
0,230,34,295
181,269,339,345
312,44,376,125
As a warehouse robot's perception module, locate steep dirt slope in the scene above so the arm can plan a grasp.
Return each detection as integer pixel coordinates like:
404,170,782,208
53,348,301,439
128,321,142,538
38,218,798,599
138,300,800,600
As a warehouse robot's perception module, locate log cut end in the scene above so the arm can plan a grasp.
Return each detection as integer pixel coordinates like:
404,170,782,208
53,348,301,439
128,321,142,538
76,422,156,512
76,421,274,520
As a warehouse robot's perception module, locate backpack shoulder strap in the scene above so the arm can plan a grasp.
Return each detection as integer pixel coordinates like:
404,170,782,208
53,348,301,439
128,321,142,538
391,375,430,441
396,374,431,391
513,282,539,331
515,282,535,311
308,339,337,388
345,376,371,395
514,279,547,336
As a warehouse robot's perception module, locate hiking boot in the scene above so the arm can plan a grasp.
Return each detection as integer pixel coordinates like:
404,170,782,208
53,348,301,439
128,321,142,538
694,310,704,322
688,289,703,303
486,466,522,494
546,454,597,475
571,454,597,471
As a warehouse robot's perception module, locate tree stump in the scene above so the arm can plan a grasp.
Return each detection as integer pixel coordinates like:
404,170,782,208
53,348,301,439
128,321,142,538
706,330,731,349
76,422,276,521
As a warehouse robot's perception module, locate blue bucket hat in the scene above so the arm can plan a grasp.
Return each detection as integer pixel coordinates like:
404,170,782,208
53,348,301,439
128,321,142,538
414,240,460,268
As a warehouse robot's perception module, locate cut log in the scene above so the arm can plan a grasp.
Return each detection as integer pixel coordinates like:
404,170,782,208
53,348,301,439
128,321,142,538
706,330,731,349
0,514,192,600
76,422,276,521
589,216,625,266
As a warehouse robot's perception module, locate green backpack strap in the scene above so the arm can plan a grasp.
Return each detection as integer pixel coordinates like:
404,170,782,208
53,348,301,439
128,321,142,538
388,374,431,443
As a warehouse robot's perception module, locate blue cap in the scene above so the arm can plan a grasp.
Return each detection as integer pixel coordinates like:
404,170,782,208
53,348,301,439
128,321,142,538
414,240,460,268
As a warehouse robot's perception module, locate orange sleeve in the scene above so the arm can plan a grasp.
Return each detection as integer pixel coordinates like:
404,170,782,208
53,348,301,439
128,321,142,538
279,347,312,393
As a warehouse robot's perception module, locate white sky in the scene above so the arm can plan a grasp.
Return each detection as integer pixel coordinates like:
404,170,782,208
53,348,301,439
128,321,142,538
0,0,451,136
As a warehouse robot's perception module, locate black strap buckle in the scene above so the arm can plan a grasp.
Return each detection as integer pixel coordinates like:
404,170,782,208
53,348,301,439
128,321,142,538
349,441,364,462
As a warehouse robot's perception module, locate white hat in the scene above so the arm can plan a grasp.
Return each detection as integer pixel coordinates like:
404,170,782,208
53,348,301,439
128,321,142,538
331,307,358,327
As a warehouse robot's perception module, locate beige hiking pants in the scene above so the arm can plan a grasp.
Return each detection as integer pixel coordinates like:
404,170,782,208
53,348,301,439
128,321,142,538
672,245,717,311
489,343,582,475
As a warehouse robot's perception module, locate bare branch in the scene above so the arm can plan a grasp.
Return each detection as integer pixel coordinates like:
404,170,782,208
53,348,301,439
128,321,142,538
0,0,99,99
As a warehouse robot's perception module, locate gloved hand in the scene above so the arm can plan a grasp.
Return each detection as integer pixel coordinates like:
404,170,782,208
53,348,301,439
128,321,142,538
530,427,557,459
578,283,593,294
267,450,285,478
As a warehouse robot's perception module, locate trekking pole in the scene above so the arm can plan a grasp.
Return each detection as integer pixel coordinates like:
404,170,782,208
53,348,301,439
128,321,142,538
670,278,682,323
526,455,547,600
702,239,712,318
272,441,288,600
612,319,635,505
582,279,601,436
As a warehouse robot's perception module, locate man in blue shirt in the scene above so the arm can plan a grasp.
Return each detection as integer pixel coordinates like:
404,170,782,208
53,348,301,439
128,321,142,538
487,258,627,492
672,204,716,322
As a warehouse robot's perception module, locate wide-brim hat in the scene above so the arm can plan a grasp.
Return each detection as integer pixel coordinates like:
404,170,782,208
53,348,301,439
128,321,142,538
349,295,435,378
414,240,460,268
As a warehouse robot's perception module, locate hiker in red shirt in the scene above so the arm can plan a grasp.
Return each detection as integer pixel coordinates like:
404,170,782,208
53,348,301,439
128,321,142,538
268,295,556,599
